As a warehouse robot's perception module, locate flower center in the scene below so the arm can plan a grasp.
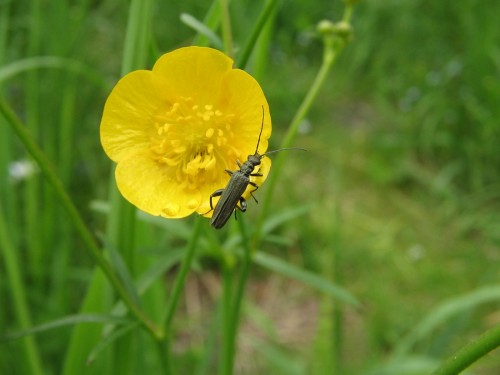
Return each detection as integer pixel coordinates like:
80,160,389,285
150,97,240,190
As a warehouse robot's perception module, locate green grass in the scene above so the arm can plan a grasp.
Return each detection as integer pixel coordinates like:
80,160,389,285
1,0,499,374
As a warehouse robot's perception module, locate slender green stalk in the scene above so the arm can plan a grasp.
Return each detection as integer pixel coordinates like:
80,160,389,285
251,0,277,80
161,216,203,373
255,6,354,242
25,0,42,282
0,99,161,339
121,0,154,75
0,202,44,375
221,217,253,375
0,0,18,226
218,0,233,56
236,0,279,69
220,263,234,375
162,217,203,329
432,324,500,375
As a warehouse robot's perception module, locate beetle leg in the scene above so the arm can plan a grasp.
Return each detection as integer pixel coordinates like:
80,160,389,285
225,169,234,176
249,171,262,203
247,181,259,203
237,196,248,212
233,196,248,221
208,189,224,211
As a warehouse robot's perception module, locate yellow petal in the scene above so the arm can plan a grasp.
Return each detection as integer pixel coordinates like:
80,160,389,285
115,151,201,218
217,69,272,156
152,47,234,104
100,70,163,162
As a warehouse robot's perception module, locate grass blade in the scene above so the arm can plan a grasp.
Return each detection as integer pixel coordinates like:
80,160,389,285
394,285,500,356
180,13,222,49
1,313,131,342
253,252,360,307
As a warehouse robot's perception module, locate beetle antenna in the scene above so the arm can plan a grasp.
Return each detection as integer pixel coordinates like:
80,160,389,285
262,147,307,156
255,106,265,154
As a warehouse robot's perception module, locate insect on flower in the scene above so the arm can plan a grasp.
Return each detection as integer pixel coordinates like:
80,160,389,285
208,107,305,229
100,46,272,220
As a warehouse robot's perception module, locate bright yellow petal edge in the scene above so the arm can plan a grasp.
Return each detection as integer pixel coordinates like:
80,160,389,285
100,46,272,219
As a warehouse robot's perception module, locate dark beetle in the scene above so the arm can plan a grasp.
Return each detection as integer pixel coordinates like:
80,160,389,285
208,107,302,229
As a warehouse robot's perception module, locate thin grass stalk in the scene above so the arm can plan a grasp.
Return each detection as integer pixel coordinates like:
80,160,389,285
0,0,18,225
432,324,500,375
25,0,43,283
218,0,233,56
161,216,203,374
236,0,279,70
250,0,277,81
221,216,252,375
50,67,78,312
0,99,160,338
0,202,44,375
220,263,234,375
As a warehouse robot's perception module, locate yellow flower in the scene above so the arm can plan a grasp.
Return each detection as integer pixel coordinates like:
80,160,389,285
100,46,272,219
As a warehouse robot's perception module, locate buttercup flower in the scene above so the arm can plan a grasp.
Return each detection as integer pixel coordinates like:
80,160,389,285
100,46,271,219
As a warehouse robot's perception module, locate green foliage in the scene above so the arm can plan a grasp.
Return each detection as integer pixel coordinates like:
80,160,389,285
1,0,499,374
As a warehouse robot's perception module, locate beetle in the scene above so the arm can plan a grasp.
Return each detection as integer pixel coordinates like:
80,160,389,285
207,107,303,229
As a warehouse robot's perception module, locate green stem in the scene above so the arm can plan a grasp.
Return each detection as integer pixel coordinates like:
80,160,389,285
0,99,161,339
255,8,353,243
25,0,42,283
432,324,500,375
220,264,233,375
161,216,203,373
218,0,233,56
0,202,44,375
236,0,279,69
221,217,253,375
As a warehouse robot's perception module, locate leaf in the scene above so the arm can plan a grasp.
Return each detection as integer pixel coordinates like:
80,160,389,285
261,204,313,235
135,249,185,293
86,322,139,365
393,285,500,356
101,248,185,336
101,236,141,306
253,252,360,307
137,210,192,240
364,355,441,375
1,314,131,342
91,200,192,240
249,337,306,375
0,56,105,89
180,13,223,49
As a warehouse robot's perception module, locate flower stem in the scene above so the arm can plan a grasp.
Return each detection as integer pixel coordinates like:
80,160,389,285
255,6,354,242
221,216,253,375
0,99,161,339
220,263,234,375
161,216,203,373
432,324,500,375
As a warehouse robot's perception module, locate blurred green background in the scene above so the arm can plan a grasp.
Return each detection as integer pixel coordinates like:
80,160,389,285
1,0,499,374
